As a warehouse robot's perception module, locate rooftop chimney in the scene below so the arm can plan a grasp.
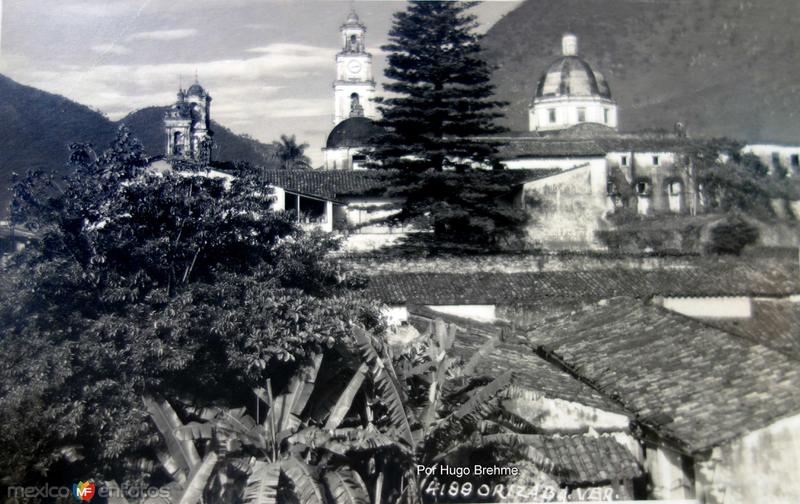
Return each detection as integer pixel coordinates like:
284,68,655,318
562,33,578,56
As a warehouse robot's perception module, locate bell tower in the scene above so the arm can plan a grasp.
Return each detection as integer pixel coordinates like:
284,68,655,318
333,10,376,125
164,78,213,161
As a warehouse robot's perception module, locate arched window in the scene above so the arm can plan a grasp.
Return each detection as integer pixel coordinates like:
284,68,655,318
349,93,363,117
173,132,184,156
635,178,652,215
668,180,684,213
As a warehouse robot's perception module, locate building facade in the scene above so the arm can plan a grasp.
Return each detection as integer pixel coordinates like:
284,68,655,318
333,11,377,126
164,80,213,161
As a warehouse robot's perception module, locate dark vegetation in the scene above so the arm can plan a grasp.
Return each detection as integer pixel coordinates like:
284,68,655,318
0,127,381,493
0,76,278,217
367,1,527,250
1,127,544,503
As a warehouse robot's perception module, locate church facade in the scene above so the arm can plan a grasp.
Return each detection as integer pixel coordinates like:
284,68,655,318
163,80,213,162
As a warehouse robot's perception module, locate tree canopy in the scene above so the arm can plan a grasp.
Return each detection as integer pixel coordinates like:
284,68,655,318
0,127,380,488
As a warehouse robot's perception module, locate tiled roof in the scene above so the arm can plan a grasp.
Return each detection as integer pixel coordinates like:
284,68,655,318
261,170,389,202
489,131,697,159
527,434,642,485
496,139,607,158
525,298,800,453
701,299,800,359
406,307,640,484
365,265,800,305
261,170,553,203
407,306,624,413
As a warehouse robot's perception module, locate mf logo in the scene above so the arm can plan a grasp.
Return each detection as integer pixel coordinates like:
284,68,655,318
72,481,96,502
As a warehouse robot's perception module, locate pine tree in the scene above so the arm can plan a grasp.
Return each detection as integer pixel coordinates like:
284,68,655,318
367,1,528,250
370,1,507,172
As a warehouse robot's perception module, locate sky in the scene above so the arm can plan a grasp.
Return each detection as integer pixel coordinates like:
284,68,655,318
0,0,522,166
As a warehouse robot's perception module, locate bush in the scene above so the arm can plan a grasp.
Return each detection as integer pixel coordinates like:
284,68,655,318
707,217,760,255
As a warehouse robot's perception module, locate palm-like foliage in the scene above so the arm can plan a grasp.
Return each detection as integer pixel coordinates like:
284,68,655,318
272,134,311,170
144,354,374,504
353,321,552,504
143,321,553,504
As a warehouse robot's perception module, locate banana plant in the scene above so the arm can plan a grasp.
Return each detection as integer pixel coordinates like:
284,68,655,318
353,321,552,504
143,353,379,504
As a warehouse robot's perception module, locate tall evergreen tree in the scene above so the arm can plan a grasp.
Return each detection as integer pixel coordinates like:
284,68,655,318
367,1,531,250
370,1,507,172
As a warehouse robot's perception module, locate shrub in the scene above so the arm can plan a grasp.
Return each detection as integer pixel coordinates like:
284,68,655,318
707,217,760,255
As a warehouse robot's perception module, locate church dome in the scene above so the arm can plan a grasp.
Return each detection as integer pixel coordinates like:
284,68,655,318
534,34,612,100
187,82,206,96
326,117,384,149
342,10,365,28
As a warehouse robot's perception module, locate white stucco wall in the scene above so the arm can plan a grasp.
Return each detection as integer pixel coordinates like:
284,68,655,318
744,144,800,176
644,445,696,501
506,394,631,434
521,163,609,248
695,413,800,504
382,305,409,326
426,305,497,322
661,296,753,319
529,97,618,131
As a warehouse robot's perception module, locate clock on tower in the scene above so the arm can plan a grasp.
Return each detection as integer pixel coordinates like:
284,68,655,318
333,10,376,125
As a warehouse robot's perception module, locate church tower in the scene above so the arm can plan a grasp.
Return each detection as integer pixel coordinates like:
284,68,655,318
333,11,376,125
164,78,213,161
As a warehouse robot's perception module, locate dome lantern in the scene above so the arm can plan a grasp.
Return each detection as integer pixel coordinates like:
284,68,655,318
562,33,578,56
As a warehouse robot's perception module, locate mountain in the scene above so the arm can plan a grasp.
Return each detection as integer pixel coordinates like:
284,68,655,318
482,0,800,143
0,74,118,215
0,74,277,217
115,107,276,167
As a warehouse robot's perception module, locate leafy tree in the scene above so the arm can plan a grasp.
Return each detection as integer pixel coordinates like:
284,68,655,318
272,134,311,170
682,139,780,218
0,126,381,491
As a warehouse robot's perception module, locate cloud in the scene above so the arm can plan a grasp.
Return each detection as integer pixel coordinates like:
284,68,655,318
246,43,337,59
4,41,335,124
258,98,330,119
91,43,132,55
129,29,198,41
